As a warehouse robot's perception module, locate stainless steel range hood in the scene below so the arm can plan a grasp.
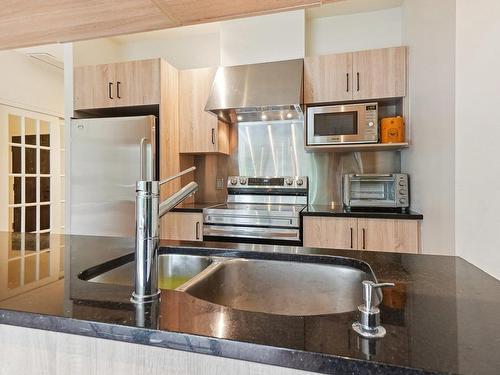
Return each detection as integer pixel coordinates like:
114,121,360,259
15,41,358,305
205,59,303,124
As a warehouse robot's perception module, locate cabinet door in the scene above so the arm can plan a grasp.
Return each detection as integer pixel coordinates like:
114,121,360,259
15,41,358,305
304,52,353,103
303,217,357,250
160,212,203,242
352,47,406,100
179,67,221,154
357,219,420,253
114,59,160,107
74,64,115,110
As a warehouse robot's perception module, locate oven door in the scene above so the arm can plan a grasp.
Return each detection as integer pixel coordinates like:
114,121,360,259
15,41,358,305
345,175,398,208
203,225,301,245
307,104,377,145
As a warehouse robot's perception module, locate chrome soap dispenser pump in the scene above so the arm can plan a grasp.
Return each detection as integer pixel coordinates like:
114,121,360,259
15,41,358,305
352,280,395,339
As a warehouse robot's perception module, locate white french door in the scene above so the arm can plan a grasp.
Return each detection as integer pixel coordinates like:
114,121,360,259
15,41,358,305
0,104,65,234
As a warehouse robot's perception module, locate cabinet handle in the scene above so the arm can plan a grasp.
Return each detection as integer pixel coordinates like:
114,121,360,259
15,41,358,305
356,72,360,92
346,73,349,92
108,82,113,99
211,128,215,145
116,81,121,99
350,227,353,249
195,221,200,240
361,228,366,249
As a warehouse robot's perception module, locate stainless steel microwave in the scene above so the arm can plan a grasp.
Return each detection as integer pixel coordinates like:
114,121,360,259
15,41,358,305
306,103,378,146
343,173,409,210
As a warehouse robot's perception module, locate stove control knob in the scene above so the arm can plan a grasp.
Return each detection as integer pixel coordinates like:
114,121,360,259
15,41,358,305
239,177,247,185
296,178,304,186
285,178,294,186
230,178,238,185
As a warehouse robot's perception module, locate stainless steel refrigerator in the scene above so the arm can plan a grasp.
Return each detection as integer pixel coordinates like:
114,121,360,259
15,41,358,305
70,115,157,237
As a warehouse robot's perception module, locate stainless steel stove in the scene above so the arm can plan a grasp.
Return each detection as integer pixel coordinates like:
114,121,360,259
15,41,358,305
203,176,308,245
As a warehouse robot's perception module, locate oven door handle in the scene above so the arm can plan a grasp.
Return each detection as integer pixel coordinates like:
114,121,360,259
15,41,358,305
205,227,298,238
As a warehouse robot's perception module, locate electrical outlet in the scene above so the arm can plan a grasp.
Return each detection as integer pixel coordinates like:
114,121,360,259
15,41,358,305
216,178,224,190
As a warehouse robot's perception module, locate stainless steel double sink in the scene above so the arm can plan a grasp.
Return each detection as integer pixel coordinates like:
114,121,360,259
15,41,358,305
82,253,378,316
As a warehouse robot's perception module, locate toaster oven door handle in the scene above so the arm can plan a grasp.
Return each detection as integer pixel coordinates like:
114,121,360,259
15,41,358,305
353,173,392,177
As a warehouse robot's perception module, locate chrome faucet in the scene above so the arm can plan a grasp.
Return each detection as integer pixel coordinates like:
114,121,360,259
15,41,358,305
131,139,198,304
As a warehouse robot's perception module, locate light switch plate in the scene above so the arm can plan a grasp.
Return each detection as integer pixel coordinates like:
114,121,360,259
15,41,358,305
216,178,224,190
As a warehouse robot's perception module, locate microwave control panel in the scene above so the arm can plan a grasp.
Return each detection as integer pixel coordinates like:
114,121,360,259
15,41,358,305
364,105,378,141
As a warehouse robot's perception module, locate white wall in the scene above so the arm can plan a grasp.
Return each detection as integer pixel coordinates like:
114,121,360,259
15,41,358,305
118,30,220,69
306,7,402,56
455,0,500,279
0,50,64,116
400,0,456,256
220,10,305,66
73,38,124,66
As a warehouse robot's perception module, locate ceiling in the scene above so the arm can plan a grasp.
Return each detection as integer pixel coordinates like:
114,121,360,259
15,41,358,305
307,0,403,18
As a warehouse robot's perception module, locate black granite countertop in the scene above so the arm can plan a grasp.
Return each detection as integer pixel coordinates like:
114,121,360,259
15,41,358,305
303,205,424,220
0,232,498,374
171,202,220,213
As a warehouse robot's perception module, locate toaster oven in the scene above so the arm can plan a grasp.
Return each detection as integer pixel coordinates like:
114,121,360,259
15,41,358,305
343,174,409,210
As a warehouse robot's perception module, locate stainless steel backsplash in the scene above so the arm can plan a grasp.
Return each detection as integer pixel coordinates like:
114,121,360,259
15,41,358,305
228,120,401,205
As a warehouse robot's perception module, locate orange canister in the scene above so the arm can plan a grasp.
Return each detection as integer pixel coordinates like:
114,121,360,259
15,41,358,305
381,116,405,143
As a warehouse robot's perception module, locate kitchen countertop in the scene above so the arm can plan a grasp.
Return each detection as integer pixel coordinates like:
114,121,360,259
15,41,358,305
172,202,424,220
303,205,423,220
1,232,498,374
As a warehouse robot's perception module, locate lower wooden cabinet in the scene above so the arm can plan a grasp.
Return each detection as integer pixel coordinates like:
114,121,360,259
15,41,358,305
160,212,203,242
303,216,420,253
303,217,358,250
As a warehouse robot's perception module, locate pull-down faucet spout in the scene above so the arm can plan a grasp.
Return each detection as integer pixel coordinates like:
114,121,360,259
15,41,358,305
131,140,197,304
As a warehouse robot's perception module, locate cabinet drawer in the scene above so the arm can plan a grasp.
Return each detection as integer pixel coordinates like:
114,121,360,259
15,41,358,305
160,212,203,242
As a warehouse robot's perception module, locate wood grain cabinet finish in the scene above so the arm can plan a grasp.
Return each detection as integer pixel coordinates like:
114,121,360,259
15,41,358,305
303,217,358,250
74,59,160,110
179,67,229,155
160,212,203,241
303,46,407,104
304,52,353,103
357,218,420,253
303,216,420,253
352,47,407,100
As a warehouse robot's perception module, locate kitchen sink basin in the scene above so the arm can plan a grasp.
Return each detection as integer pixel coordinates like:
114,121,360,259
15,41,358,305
84,254,213,290
180,258,377,316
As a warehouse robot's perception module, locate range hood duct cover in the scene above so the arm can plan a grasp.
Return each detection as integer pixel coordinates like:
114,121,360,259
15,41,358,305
205,59,304,124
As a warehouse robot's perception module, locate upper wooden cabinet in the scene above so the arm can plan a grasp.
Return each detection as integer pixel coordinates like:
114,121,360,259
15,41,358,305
74,59,160,110
304,46,407,104
352,47,407,100
179,67,229,155
304,52,353,103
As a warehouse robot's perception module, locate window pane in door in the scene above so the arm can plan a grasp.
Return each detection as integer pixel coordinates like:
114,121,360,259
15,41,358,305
40,149,50,174
8,259,21,289
25,117,37,146
40,177,50,202
40,205,50,230
25,206,36,232
24,255,36,284
40,233,50,250
9,207,21,232
40,121,50,147
39,252,50,279
25,147,36,174
8,115,21,144
8,176,21,204
10,146,21,174
25,177,36,203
